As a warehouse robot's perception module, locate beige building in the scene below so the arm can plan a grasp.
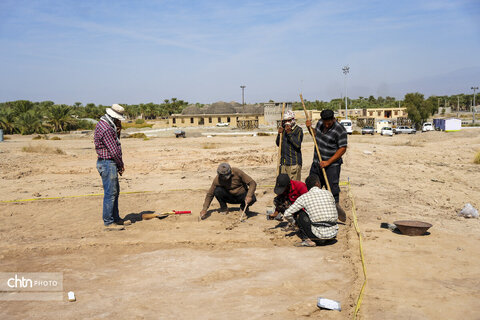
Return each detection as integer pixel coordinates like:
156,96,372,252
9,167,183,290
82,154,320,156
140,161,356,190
169,113,265,128
337,107,407,119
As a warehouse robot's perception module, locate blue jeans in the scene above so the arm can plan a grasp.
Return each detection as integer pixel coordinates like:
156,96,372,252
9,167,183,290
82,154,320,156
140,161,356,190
97,160,120,225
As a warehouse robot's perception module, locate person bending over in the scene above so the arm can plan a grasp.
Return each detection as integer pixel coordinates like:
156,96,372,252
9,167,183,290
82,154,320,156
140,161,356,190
200,163,256,220
284,174,338,247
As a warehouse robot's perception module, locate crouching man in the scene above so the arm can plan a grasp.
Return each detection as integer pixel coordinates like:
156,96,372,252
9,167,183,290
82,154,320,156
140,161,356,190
284,174,338,247
268,174,307,221
200,163,257,220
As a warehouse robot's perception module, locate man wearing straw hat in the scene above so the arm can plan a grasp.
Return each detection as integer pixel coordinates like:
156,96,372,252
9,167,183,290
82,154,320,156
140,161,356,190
306,109,347,221
94,104,128,230
276,110,304,181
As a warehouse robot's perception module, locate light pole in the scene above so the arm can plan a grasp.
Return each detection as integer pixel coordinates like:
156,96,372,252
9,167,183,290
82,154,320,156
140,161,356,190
342,66,350,119
240,85,246,105
472,86,478,124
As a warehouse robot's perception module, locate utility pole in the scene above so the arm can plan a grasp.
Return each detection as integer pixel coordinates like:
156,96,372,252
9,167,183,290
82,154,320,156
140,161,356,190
342,66,350,119
457,96,460,117
472,86,478,124
240,85,246,105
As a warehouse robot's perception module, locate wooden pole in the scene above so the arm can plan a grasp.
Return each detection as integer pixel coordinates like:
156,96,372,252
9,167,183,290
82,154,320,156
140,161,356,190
277,102,286,176
300,94,331,192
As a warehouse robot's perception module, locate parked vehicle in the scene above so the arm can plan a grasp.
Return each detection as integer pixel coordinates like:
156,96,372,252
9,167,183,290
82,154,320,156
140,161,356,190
422,122,434,132
361,126,375,135
174,130,186,138
216,122,229,127
380,127,394,136
339,119,353,135
394,126,416,134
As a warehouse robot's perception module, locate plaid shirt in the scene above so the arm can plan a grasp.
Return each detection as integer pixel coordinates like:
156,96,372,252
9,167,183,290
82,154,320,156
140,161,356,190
94,120,124,169
276,124,303,165
313,120,347,166
284,186,338,239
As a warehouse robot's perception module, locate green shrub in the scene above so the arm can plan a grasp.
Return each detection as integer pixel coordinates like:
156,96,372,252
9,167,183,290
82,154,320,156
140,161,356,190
122,122,153,129
32,135,49,140
127,133,147,139
135,119,145,124
474,151,480,164
50,136,61,140
22,144,65,154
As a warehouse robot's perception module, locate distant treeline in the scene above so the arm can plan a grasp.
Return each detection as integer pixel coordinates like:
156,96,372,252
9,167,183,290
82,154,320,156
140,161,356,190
297,93,476,111
0,93,476,134
0,98,189,135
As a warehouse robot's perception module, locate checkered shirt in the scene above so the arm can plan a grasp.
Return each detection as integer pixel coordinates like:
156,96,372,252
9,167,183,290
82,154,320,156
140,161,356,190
284,186,338,239
94,120,124,169
313,120,347,166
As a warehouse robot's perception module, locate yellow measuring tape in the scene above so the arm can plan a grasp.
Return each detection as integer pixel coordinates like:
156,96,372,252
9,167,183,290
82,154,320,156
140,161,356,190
344,180,367,319
0,185,277,203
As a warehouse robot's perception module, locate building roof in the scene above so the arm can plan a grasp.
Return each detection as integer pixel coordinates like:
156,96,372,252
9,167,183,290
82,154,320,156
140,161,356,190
181,101,264,115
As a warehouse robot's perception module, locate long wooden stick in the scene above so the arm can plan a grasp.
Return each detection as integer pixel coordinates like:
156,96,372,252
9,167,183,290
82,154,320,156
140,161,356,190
277,102,286,175
300,94,331,192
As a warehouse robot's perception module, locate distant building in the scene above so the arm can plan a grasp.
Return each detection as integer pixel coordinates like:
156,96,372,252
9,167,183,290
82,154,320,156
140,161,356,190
338,107,407,119
263,102,293,126
168,101,265,128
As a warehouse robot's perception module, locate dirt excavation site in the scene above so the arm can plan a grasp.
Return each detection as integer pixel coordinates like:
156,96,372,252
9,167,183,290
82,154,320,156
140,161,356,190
0,129,479,319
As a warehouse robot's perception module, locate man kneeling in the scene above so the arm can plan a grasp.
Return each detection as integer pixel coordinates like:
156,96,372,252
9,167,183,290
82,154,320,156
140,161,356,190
200,163,257,220
284,174,338,247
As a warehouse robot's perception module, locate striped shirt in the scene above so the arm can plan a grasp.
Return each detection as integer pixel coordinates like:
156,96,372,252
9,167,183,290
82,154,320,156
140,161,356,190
284,186,338,239
313,120,347,166
94,120,124,169
276,124,303,165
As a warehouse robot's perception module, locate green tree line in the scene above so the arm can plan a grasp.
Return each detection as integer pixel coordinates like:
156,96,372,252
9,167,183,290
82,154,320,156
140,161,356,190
293,93,477,112
0,98,188,135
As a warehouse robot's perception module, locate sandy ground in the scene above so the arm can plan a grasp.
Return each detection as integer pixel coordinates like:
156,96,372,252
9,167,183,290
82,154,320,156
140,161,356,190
0,127,479,319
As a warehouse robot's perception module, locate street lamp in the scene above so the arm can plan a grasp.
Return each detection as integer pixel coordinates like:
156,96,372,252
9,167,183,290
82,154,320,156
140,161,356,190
472,86,478,124
342,66,350,119
240,85,246,105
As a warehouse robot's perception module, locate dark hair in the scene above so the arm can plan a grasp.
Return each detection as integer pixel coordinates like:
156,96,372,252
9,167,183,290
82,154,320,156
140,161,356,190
320,109,334,120
305,174,320,190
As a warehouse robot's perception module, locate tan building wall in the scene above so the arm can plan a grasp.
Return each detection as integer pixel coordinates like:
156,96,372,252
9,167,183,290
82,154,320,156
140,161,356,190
365,108,407,118
337,107,407,119
168,114,265,127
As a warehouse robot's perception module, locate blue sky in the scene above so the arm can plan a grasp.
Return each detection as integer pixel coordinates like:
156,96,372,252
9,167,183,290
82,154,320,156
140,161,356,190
1,0,479,105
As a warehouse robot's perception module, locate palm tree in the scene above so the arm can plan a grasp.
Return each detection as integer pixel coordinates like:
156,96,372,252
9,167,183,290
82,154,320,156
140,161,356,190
0,108,16,134
47,104,74,132
12,100,34,116
15,110,44,134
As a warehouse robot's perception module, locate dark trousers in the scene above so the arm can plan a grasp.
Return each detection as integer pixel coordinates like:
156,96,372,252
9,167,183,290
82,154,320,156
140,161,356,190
309,163,341,203
213,187,256,208
294,210,334,245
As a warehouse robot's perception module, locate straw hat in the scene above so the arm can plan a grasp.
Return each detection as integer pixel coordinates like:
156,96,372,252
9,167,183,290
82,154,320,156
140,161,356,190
106,104,126,121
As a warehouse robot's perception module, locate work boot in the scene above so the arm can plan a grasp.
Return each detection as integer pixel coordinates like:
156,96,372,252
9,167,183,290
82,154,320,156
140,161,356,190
219,206,228,215
105,223,125,231
114,219,131,226
336,203,347,222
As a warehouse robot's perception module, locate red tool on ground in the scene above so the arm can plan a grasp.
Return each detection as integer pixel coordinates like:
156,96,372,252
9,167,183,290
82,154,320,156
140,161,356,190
142,210,192,220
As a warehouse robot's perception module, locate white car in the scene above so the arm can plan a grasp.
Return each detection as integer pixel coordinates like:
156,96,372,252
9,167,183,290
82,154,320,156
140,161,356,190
339,119,353,135
216,122,229,127
380,127,394,136
422,122,434,132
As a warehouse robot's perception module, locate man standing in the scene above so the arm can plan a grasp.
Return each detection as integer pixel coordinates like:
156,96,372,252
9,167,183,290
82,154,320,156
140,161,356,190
94,104,128,230
267,174,307,220
306,109,347,222
284,174,338,247
276,110,303,181
200,163,256,220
